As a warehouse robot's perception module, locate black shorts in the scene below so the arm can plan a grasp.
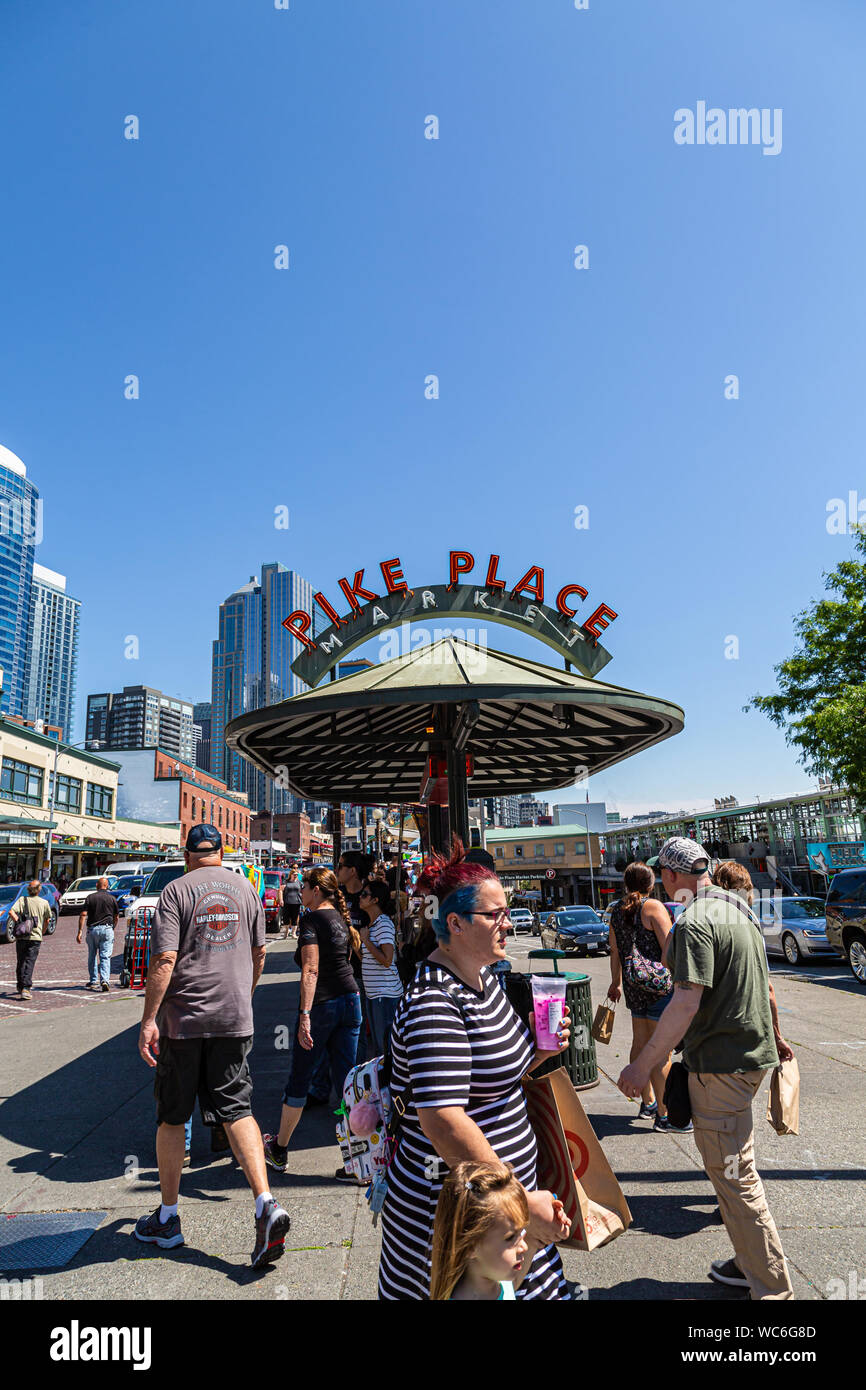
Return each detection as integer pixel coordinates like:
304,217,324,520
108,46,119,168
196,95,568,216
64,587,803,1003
154,1035,254,1127
282,903,300,925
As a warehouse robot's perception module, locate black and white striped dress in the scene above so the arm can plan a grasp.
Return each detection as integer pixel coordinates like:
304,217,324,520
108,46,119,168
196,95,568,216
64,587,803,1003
377,960,569,1300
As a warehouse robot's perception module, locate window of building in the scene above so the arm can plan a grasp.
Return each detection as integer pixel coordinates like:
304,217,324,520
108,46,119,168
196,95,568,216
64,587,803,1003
183,792,188,808
535,844,546,856
574,839,586,854
1,758,44,807
218,806,222,827
514,845,524,857
554,842,565,856
495,846,504,858
86,782,114,817
191,796,197,820
49,771,82,814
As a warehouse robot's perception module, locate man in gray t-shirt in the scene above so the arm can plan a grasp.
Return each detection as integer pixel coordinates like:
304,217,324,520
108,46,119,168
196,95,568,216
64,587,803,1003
134,825,290,1267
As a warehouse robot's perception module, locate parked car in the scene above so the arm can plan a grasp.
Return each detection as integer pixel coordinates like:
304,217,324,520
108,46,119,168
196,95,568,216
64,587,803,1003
508,908,534,935
59,876,119,914
824,868,866,984
108,874,150,916
541,907,609,957
0,882,59,944
757,895,840,966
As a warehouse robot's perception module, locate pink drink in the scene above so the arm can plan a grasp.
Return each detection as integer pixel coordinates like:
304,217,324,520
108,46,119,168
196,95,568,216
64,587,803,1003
531,976,567,1050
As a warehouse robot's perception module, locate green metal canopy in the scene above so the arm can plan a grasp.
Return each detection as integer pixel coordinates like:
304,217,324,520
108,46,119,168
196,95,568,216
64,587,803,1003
225,637,684,804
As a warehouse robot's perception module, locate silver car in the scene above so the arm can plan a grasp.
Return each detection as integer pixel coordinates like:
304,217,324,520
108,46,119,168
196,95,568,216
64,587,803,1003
758,895,841,966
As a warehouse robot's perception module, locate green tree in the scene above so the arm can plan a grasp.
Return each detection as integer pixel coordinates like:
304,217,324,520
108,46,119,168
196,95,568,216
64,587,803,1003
748,527,866,807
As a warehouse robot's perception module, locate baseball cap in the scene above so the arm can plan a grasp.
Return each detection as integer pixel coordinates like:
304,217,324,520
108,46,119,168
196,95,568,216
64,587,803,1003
655,836,710,875
186,823,222,853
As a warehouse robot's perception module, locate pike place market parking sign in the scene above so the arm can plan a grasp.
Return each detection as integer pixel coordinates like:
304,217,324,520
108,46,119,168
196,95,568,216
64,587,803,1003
284,551,617,688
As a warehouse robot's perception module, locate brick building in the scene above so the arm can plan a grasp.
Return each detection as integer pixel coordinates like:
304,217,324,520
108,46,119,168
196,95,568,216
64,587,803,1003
99,747,250,852
251,810,310,858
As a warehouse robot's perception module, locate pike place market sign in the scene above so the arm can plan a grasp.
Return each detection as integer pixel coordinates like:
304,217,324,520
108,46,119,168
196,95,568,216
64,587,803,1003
285,551,618,688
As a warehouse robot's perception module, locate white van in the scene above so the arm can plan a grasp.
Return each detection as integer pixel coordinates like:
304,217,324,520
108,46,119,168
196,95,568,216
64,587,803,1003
105,861,163,880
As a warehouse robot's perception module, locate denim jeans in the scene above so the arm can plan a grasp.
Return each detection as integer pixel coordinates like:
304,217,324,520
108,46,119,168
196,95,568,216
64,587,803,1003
282,992,362,1108
367,995,400,1057
87,925,115,984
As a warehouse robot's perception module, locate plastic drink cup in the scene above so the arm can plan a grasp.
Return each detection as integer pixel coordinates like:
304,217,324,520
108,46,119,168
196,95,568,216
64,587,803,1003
531,975,567,1050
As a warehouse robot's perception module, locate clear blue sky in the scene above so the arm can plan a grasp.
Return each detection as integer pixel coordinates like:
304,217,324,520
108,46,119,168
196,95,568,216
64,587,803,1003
2,0,863,816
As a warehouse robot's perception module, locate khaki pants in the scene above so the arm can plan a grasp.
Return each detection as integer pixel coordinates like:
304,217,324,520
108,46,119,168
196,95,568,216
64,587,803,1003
689,1069,793,1300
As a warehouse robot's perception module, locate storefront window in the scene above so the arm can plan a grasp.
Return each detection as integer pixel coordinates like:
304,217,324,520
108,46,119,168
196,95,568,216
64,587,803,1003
1,757,44,807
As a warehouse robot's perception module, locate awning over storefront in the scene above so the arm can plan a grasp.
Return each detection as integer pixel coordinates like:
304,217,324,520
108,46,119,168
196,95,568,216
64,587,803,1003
226,637,684,803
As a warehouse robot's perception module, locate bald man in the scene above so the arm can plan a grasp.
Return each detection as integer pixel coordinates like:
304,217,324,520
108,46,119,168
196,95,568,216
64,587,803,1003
78,875,119,991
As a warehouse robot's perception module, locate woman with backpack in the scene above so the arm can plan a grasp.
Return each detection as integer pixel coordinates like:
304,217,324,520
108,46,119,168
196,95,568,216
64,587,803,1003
608,861,681,1132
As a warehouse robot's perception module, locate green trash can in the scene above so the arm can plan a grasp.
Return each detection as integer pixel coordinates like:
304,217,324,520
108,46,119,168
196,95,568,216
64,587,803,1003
525,950,599,1091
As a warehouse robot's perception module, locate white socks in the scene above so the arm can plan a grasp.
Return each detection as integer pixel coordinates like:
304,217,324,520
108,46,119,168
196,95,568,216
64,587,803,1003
159,1203,178,1224
255,1192,273,1219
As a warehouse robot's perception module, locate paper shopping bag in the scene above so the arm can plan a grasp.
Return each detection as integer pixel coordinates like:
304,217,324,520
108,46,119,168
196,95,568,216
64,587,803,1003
523,1066,632,1251
591,996,616,1045
767,1058,800,1135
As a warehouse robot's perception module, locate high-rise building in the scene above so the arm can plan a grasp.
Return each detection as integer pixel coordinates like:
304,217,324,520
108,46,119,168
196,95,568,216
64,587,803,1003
211,562,321,814
85,685,195,762
24,564,80,740
193,701,211,773
0,445,40,719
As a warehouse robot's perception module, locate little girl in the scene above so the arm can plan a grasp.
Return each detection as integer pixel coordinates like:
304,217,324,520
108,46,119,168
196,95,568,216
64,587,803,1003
430,1160,566,1301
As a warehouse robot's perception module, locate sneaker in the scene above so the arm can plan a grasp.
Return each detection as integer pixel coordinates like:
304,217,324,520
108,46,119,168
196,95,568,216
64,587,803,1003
670,1119,694,1133
263,1135,289,1173
653,1114,671,1131
251,1198,291,1267
20,990,31,1000
709,1258,749,1288
334,1166,365,1185
133,1207,184,1249
85,982,98,991
638,1101,658,1119
101,981,110,992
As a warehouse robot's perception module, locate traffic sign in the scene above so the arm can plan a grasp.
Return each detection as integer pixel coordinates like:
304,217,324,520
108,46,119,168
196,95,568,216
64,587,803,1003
545,869,556,879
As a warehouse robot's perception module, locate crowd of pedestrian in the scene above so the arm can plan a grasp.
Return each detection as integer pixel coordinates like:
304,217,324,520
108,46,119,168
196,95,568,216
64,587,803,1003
11,814,787,1296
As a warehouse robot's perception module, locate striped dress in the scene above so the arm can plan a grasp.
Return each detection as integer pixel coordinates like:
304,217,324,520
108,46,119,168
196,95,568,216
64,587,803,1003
377,960,569,1300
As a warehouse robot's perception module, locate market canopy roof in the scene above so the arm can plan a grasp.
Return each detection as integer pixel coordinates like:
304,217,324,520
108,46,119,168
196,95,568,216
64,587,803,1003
226,638,684,804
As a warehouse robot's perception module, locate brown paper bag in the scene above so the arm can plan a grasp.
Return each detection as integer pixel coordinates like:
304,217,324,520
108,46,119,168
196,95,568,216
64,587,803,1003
767,1058,800,1135
523,1066,632,1251
591,996,617,1045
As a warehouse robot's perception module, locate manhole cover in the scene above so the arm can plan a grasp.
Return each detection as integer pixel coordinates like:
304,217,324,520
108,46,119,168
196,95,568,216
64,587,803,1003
0,1211,107,1271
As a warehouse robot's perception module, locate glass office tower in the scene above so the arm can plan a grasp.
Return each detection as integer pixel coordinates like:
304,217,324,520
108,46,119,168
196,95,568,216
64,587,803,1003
211,563,319,815
24,564,81,739
0,445,40,719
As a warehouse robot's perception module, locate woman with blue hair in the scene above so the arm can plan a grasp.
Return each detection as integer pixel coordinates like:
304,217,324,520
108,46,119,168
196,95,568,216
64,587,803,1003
377,841,573,1300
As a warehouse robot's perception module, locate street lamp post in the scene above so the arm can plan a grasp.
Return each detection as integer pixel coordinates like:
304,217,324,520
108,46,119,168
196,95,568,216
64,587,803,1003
372,807,383,862
45,739,100,881
571,811,597,910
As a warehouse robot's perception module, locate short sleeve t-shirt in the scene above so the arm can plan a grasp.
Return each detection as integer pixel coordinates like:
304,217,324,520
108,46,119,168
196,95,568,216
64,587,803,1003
10,895,52,943
84,891,118,928
151,866,266,1039
671,887,778,1074
360,914,403,998
295,907,359,1004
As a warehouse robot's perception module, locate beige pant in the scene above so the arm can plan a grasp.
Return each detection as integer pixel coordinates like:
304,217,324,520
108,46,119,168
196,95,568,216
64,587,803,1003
688,1069,793,1300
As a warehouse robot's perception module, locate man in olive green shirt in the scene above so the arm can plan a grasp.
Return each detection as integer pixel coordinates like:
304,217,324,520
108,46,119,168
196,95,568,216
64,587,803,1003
8,879,52,999
618,837,793,1300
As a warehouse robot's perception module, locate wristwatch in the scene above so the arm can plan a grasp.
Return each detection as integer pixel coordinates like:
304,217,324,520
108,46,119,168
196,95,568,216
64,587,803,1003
300,1010,311,1017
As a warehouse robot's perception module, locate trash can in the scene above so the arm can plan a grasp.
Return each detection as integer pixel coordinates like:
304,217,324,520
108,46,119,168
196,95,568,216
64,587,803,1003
518,949,599,1091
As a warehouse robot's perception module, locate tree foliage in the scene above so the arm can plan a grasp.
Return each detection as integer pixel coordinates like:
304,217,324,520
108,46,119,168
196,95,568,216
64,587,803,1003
747,527,866,807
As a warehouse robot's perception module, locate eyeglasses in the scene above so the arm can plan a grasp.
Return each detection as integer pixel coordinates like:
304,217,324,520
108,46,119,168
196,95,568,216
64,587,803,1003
468,909,511,928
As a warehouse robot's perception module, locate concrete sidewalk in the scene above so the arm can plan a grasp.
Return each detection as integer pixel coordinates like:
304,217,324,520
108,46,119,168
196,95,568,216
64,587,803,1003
0,938,863,1300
